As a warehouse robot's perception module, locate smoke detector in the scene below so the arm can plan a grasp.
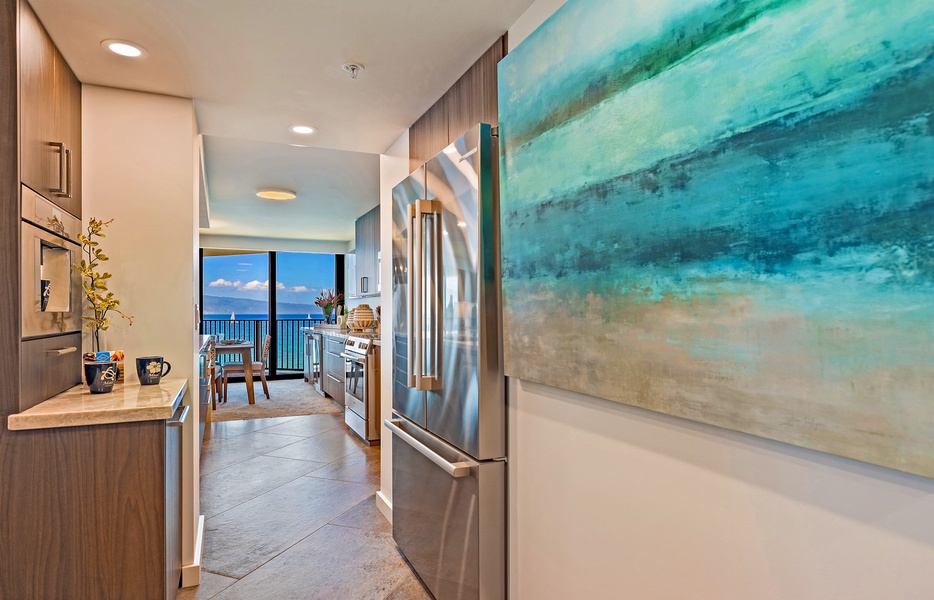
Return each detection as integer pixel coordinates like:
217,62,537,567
341,63,364,80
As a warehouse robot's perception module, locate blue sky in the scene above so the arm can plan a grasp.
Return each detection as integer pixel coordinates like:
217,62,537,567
204,252,335,308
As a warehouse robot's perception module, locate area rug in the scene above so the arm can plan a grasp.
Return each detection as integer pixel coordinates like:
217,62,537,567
211,378,341,422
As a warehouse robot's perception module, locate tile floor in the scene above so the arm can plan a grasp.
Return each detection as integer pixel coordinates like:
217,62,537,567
179,407,433,600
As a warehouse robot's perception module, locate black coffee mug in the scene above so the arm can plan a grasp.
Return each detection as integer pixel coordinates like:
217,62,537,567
85,361,118,394
137,356,172,385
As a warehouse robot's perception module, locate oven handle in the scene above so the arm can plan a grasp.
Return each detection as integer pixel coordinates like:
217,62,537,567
385,419,471,478
339,353,365,363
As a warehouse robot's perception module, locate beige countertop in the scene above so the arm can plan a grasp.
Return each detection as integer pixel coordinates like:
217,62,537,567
7,378,187,431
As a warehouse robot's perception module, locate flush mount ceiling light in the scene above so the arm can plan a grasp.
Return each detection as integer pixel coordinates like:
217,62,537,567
341,63,364,80
101,39,148,58
256,188,296,201
289,125,316,135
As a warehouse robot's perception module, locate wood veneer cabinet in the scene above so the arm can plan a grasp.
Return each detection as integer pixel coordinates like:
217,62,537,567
0,413,183,599
354,204,380,296
19,0,81,217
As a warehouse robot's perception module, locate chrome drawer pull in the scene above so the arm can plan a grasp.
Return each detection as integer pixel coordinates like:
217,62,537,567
385,419,471,478
167,405,190,427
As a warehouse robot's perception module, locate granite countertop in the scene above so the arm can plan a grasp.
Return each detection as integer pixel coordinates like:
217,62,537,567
7,378,187,431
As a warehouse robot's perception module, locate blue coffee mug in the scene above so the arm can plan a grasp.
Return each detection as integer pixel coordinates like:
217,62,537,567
85,361,118,394
137,356,171,385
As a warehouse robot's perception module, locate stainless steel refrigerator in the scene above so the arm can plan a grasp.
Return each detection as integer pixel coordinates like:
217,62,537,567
387,123,505,600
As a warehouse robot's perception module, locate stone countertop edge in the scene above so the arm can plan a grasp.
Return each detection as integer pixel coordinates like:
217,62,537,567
7,378,188,431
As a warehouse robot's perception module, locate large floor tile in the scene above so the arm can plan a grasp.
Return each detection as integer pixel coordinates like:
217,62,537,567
264,426,369,464
212,525,413,600
177,571,238,600
259,412,346,438
202,476,377,578
330,495,391,534
200,454,327,518
308,449,381,486
384,571,434,600
206,416,301,440
200,431,304,475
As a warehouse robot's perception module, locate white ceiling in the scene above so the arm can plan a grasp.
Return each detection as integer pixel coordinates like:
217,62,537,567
28,0,536,244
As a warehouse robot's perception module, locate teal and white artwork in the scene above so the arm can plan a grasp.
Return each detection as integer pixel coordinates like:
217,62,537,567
498,0,934,477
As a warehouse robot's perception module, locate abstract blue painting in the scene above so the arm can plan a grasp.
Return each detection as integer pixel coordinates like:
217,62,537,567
498,0,934,477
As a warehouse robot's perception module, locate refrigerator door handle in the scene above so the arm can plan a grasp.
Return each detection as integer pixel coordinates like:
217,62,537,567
406,203,417,388
385,419,472,478
414,199,442,391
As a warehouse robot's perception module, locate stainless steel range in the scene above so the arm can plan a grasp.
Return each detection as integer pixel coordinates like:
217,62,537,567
340,334,380,444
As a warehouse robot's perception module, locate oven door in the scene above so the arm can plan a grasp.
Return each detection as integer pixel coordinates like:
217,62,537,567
342,353,367,419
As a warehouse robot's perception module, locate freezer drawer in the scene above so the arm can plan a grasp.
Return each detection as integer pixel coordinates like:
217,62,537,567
387,416,505,600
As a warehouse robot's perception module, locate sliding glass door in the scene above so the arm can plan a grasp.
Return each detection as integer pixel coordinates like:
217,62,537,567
200,249,336,377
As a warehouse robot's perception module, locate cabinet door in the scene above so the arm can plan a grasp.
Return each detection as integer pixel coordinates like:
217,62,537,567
19,1,81,217
19,1,56,199
54,49,81,216
355,205,380,295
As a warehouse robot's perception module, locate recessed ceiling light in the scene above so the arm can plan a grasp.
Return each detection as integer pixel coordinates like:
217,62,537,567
256,189,296,201
101,39,148,58
289,125,316,135
457,221,467,228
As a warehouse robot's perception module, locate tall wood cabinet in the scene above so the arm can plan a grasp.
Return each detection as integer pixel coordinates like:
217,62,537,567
354,204,380,297
18,0,81,217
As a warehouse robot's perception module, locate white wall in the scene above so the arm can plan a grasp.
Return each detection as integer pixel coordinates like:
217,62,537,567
506,1,934,599
376,130,409,521
82,85,202,583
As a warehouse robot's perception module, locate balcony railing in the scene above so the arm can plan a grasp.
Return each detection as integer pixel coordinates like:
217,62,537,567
201,317,324,373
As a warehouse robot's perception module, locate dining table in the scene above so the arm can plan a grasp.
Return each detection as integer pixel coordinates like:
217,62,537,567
215,340,257,404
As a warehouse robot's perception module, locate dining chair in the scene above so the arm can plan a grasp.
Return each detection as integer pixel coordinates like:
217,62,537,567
206,339,224,410
221,334,272,401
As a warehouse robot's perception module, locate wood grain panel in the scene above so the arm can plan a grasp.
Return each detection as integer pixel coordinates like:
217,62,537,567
409,95,448,169
0,421,169,599
448,38,505,142
1,0,19,418
19,332,83,412
55,47,81,216
18,0,55,200
410,35,506,165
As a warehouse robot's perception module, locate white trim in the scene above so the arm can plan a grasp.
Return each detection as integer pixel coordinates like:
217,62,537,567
376,490,393,524
181,515,205,588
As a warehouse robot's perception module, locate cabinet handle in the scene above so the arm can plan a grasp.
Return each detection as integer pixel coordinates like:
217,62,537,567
45,346,77,356
64,148,73,199
167,405,190,427
361,276,368,294
50,142,66,195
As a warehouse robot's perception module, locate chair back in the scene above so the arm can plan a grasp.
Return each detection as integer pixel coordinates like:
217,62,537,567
207,339,216,368
260,334,272,365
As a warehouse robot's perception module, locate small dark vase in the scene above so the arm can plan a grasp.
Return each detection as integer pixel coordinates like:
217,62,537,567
85,361,118,394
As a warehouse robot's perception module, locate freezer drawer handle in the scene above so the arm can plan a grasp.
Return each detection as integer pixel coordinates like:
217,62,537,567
385,419,471,478
167,405,190,427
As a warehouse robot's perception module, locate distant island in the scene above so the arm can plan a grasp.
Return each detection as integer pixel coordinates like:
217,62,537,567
203,294,321,318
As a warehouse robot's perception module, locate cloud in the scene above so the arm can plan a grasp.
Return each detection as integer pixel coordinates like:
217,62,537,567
277,282,286,290
290,285,310,293
241,280,267,290
208,278,241,287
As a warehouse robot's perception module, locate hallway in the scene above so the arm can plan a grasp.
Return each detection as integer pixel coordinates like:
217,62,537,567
180,408,431,599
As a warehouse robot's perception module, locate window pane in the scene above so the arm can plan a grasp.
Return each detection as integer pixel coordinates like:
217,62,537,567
202,251,269,319
275,252,335,319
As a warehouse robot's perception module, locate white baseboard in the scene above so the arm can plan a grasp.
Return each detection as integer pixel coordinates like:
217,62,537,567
181,515,205,588
376,490,392,524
